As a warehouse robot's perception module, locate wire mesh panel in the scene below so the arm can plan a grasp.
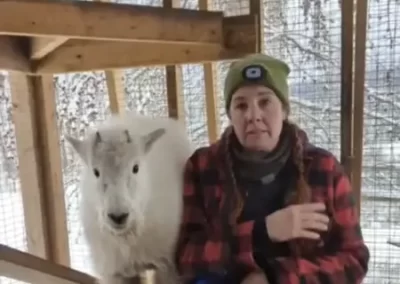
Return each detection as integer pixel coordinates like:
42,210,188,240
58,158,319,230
211,0,341,158
180,0,210,148
121,0,169,118
360,0,400,282
181,63,210,148
124,66,169,117
262,0,341,158
55,71,110,275
0,72,27,284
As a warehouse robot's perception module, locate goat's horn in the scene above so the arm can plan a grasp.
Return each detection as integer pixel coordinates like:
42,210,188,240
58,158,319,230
95,131,102,144
124,130,132,143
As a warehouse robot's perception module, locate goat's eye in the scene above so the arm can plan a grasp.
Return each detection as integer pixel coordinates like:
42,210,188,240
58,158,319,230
93,168,100,178
132,164,139,174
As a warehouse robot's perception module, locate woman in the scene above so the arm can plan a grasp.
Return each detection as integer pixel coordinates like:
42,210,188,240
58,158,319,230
174,53,369,284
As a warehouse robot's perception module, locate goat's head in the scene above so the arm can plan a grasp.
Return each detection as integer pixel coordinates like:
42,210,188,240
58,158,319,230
66,126,166,236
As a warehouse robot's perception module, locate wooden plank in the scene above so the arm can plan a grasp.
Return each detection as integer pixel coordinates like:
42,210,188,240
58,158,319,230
222,15,259,51
9,73,70,265
0,36,31,72
164,0,185,120
352,0,369,216
0,0,222,45
33,15,258,74
340,0,355,182
9,74,49,259
165,65,184,119
199,0,219,142
33,40,254,74
31,75,70,265
249,0,263,52
105,70,126,113
0,244,95,284
31,37,69,60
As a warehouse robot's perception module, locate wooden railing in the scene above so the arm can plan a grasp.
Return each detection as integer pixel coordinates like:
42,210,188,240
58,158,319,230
0,244,159,284
0,244,96,284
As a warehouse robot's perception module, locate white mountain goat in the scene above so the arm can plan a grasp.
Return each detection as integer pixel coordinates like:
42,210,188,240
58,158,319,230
66,113,194,284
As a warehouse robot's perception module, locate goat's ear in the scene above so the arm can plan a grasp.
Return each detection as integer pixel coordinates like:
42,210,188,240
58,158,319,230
142,128,166,154
65,135,87,163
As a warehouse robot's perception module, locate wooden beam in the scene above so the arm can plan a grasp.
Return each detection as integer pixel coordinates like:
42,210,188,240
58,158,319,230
340,0,355,182
33,15,258,74
31,37,69,60
105,70,126,113
0,0,222,45
9,73,70,265
0,244,95,284
0,36,31,72
249,0,264,52
200,0,219,142
33,40,254,74
165,65,184,119
222,15,259,51
164,0,185,121
352,0,369,216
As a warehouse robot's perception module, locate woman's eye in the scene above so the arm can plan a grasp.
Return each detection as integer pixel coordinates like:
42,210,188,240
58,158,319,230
259,99,270,106
236,103,247,110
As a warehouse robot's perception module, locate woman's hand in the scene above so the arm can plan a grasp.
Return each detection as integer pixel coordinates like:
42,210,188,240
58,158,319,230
241,272,269,284
265,202,329,242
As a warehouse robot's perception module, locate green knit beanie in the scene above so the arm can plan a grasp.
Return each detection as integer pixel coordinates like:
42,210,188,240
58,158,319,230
224,53,291,114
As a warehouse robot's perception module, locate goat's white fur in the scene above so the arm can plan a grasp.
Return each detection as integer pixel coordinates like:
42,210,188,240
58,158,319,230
66,112,194,284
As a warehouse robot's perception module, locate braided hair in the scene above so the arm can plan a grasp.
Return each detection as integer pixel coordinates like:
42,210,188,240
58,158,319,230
284,120,313,257
285,120,312,205
222,126,245,226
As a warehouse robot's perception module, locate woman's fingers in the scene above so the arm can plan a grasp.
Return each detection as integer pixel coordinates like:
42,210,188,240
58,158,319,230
299,229,321,240
298,202,326,213
293,204,331,240
301,212,330,224
301,219,329,231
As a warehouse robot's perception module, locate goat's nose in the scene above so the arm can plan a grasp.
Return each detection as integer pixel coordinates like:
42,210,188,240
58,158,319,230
108,213,129,225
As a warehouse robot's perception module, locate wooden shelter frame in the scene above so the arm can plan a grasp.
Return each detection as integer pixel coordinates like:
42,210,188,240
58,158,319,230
0,0,371,283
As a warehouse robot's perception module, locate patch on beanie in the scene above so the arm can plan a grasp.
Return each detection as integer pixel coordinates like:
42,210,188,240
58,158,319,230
242,64,266,81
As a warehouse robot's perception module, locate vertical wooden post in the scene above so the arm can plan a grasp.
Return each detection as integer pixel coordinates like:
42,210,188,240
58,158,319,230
163,0,185,121
340,0,355,183
199,0,219,143
105,70,125,114
249,0,263,53
9,73,70,266
352,0,369,216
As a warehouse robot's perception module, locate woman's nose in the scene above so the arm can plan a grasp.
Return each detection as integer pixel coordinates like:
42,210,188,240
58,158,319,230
246,106,262,122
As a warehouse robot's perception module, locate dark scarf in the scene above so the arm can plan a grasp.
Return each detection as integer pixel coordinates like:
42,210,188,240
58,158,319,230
228,124,292,185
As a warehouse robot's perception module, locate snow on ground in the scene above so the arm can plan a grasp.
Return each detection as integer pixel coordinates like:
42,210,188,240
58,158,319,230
0,191,399,283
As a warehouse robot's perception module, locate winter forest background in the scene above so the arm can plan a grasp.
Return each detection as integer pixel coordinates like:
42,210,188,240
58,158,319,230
0,0,399,283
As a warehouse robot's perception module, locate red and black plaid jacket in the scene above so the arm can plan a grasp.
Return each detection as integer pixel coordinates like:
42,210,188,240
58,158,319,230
175,135,369,284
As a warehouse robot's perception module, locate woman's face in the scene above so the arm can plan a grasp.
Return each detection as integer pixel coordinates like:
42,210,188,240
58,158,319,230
228,85,287,152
